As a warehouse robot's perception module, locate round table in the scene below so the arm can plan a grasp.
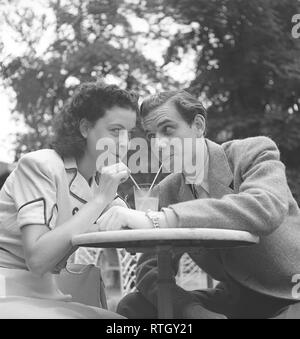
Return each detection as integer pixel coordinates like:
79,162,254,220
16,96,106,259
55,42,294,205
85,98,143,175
72,228,259,319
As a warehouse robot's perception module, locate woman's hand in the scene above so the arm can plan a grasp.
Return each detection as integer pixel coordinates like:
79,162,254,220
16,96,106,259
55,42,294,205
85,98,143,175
95,163,130,203
97,206,153,231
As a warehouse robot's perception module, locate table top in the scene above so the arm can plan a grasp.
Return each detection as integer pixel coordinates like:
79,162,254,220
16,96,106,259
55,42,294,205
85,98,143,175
72,228,259,250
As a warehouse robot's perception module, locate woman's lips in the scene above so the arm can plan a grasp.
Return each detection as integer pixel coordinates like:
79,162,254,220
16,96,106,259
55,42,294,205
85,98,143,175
161,154,173,162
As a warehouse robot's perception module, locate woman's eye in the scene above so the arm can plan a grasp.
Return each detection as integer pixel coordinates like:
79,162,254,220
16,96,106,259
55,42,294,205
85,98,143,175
128,131,135,140
111,128,121,134
146,133,156,141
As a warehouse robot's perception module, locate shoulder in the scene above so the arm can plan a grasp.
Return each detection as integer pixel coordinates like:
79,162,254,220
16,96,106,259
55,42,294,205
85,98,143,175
158,173,182,192
17,149,65,177
157,173,183,206
222,136,280,162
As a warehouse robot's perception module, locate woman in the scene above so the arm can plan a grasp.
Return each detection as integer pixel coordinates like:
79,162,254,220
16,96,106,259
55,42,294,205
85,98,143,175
0,81,138,318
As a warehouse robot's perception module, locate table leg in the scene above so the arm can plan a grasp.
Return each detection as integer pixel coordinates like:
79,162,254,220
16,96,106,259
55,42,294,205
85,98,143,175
157,246,174,319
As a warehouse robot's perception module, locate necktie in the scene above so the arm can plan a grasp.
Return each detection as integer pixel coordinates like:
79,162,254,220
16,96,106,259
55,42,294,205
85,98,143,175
190,184,209,199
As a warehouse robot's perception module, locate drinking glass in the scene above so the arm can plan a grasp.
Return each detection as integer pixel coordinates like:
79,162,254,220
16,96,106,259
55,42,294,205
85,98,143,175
134,184,159,212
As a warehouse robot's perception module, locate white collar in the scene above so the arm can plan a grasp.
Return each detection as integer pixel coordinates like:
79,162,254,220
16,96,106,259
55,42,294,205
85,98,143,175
63,157,94,204
194,142,209,193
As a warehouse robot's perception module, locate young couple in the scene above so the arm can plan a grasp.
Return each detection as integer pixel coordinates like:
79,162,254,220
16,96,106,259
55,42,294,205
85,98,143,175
0,81,299,318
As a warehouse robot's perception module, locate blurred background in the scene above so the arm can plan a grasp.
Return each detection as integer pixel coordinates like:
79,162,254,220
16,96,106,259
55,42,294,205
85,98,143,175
1,0,300,309
1,0,300,202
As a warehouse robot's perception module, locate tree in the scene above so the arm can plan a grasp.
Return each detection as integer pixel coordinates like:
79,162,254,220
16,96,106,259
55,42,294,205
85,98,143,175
2,0,300,203
0,0,169,158
137,0,300,203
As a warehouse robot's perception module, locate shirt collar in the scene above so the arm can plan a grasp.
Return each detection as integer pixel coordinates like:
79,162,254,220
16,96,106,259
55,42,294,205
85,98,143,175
184,140,210,193
194,141,209,193
63,157,94,204
64,157,77,171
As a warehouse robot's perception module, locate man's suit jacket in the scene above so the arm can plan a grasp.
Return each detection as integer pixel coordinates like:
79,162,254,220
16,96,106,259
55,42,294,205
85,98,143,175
136,137,300,307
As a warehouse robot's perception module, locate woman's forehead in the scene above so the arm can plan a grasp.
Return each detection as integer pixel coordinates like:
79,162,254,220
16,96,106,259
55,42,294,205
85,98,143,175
102,106,136,125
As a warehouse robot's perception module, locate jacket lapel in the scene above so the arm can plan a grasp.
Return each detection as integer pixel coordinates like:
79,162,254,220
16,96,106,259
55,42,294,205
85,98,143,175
206,139,234,199
177,139,234,202
64,157,93,204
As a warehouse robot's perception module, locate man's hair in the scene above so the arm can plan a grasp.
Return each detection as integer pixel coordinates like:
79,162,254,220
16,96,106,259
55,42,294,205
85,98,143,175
51,81,139,158
140,90,207,125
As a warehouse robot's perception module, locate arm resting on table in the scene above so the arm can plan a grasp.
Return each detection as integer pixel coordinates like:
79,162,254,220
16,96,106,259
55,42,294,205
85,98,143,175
167,138,290,236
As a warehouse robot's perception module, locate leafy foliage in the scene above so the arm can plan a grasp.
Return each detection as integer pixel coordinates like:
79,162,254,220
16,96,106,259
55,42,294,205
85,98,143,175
0,0,167,157
137,0,300,203
1,0,300,203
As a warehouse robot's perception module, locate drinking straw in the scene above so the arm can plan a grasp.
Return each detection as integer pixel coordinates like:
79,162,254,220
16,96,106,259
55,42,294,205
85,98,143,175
149,164,163,191
116,154,141,190
129,174,141,190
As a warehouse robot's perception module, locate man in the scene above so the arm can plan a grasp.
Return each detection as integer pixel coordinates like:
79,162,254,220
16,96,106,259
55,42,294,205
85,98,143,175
114,90,300,319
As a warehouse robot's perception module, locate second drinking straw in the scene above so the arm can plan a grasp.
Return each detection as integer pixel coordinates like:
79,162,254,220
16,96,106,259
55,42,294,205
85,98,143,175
149,164,163,192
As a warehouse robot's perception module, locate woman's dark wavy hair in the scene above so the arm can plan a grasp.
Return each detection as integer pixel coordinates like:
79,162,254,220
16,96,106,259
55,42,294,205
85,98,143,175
51,81,139,159
140,90,207,126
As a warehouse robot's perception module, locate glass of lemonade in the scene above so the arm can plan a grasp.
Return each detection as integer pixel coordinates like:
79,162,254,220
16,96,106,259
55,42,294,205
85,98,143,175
134,184,159,212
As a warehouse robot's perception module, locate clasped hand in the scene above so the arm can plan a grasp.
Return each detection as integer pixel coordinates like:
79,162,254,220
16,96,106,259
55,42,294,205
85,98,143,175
97,206,153,231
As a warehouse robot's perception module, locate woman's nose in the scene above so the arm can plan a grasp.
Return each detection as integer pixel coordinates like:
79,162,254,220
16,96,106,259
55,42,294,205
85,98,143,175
117,130,130,159
155,136,169,150
118,130,130,148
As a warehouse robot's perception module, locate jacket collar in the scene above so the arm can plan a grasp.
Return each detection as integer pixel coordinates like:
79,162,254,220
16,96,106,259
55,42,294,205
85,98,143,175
64,157,93,204
178,138,234,201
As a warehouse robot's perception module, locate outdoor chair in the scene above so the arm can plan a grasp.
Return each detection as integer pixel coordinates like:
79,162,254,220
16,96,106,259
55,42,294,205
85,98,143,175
73,247,215,300
55,263,108,309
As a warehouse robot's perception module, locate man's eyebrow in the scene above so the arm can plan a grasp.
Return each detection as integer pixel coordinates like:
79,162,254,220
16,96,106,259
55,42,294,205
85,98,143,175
157,119,176,128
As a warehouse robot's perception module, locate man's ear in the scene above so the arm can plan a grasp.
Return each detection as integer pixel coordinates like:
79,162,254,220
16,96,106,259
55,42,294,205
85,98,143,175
192,114,206,137
79,119,91,139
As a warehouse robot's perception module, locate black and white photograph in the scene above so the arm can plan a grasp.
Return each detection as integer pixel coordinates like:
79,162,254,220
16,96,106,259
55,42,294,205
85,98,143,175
0,0,300,322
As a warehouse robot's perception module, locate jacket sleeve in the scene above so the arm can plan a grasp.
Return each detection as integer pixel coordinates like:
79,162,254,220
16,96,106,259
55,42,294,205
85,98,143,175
168,137,290,236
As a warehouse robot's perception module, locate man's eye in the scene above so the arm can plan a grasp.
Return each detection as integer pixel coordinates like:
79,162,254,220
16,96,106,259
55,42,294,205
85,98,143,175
162,126,174,135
